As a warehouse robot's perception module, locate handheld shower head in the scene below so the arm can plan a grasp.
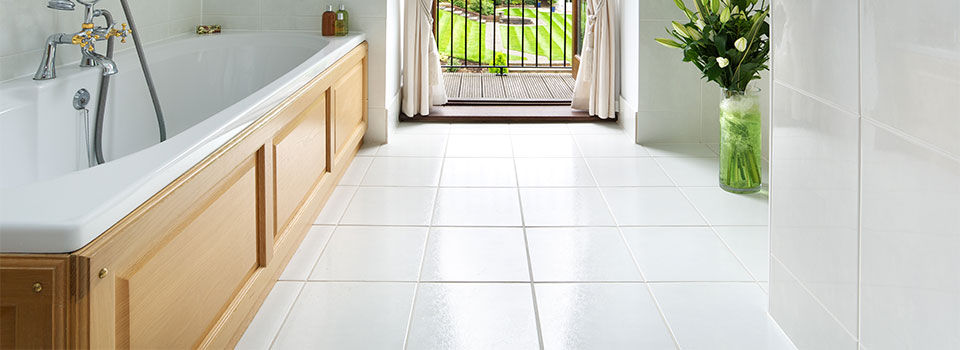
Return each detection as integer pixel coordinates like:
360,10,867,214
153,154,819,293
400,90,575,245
47,0,76,11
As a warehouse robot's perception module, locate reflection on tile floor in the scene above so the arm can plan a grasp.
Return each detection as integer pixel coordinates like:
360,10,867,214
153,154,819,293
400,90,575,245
235,123,794,350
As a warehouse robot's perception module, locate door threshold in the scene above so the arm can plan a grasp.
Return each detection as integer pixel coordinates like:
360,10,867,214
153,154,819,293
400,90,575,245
405,105,611,123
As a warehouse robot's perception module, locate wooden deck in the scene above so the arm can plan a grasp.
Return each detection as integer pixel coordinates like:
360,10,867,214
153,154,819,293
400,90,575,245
443,72,576,102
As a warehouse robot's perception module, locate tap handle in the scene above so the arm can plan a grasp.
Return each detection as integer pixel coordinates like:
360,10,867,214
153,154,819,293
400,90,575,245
107,23,130,43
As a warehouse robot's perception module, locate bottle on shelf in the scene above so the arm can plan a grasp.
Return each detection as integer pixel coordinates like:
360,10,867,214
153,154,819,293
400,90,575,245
335,4,349,36
322,5,336,36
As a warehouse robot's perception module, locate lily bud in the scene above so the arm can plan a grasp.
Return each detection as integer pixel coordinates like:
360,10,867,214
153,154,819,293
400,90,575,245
672,21,689,38
735,37,748,52
717,57,730,68
656,38,684,49
696,20,706,30
686,27,703,40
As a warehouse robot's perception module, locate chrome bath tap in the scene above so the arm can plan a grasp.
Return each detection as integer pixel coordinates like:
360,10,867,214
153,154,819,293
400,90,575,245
34,0,129,80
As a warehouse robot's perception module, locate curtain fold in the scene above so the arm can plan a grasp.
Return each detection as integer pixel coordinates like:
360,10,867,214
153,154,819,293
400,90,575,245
572,0,618,119
401,0,448,117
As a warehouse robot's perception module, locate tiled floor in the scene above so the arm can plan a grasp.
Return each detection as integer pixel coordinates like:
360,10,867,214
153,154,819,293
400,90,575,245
236,123,795,350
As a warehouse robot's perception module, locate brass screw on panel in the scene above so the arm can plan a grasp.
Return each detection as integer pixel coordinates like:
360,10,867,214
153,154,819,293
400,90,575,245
98,268,109,279
33,283,42,293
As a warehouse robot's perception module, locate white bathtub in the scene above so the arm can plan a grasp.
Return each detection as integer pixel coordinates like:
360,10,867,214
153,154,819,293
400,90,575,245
0,32,366,253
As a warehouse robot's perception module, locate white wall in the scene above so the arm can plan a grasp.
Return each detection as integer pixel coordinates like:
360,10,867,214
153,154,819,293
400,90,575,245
631,2,769,159
0,0,200,82
768,0,960,348
201,0,402,144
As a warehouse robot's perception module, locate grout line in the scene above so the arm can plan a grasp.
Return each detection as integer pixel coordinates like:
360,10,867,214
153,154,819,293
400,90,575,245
512,150,546,350
652,155,762,282
401,131,450,350
771,255,860,341
592,164,683,350
266,281,307,348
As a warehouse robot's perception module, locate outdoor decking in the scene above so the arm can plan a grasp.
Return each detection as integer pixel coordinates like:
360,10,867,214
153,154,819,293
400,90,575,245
443,72,576,102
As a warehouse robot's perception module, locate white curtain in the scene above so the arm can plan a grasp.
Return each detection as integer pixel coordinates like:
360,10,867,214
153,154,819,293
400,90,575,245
572,0,618,119
401,0,448,117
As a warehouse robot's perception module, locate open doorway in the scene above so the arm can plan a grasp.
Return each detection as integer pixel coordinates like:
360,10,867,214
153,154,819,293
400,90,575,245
414,0,603,122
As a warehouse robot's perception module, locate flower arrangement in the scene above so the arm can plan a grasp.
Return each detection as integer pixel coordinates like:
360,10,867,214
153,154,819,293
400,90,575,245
656,0,770,194
655,0,769,92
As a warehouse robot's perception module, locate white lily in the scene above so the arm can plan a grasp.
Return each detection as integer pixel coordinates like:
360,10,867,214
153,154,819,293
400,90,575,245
735,37,748,52
717,57,730,68
696,19,706,30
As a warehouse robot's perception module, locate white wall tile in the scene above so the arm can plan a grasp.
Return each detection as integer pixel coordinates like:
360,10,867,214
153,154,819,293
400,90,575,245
859,121,960,350
769,259,859,350
771,0,860,114
770,83,860,335
861,0,960,157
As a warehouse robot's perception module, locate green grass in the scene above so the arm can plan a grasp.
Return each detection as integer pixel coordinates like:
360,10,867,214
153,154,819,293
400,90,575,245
437,9,496,63
499,8,574,61
435,8,573,65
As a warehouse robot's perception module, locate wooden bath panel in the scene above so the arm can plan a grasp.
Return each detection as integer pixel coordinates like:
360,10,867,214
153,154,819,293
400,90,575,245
0,42,369,349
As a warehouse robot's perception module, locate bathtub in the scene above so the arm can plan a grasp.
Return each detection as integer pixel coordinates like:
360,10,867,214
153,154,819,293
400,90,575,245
0,32,366,253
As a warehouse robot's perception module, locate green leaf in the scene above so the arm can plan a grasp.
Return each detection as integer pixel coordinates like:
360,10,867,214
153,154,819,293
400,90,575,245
656,38,684,49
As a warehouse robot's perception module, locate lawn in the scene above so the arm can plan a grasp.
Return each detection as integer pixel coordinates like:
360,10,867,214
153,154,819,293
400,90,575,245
500,8,575,61
436,9,497,64
435,7,574,66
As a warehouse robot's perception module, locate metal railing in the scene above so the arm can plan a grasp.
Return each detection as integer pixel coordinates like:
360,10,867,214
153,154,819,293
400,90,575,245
433,0,584,74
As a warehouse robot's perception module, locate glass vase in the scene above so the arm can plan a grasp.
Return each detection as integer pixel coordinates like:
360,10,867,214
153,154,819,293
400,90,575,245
718,88,763,194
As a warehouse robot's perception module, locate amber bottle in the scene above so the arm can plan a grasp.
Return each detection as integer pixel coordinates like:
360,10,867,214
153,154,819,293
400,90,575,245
322,5,336,36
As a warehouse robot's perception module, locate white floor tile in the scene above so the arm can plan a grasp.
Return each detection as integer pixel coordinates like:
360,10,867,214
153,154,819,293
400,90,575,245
656,157,720,187
682,187,770,226
376,134,448,157
440,158,517,187
520,188,616,226
313,186,358,225
509,123,571,134
406,283,540,350
235,282,303,350
433,188,523,226
271,282,416,349
420,227,529,282
360,157,443,187
340,187,437,226
512,134,582,157
536,283,677,349
715,226,770,281
602,187,707,226
337,156,373,186
279,227,335,281
451,123,511,134
567,122,625,135
575,135,651,157
515,158,597,187
621,227,752,282
309,226,428,281
395,122,451,134
446,134,513,157
527,227,642,282
650,283,796,350
356,142,382,156
644,143,718,158
586,158,675,187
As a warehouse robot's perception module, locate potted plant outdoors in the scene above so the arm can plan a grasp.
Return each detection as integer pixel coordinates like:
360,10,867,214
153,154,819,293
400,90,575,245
656,0,769,194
